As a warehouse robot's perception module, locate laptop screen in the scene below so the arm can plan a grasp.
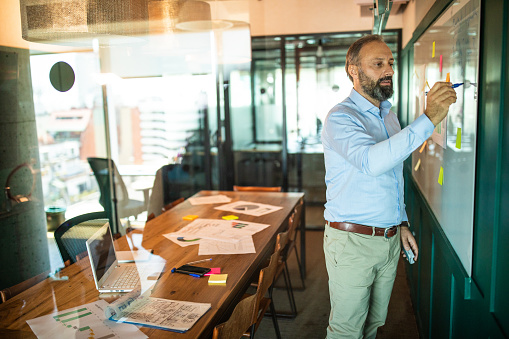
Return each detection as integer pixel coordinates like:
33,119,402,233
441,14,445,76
87,223,117,282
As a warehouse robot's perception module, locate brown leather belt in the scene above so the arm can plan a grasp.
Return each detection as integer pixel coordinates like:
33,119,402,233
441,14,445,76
327,221,399,238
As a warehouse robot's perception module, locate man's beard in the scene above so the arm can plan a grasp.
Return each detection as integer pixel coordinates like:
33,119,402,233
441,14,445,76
358,67,394,102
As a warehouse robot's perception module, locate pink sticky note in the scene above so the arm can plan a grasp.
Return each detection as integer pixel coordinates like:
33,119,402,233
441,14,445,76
204,268,221,276
439,55,443,73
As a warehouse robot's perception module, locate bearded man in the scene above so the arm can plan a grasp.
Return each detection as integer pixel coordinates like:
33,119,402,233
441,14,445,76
321,34,457,339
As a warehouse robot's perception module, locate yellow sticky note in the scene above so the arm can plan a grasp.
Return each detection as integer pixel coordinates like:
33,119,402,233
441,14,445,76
222,215,239,220
419,141,427,153
426,80,431,90
414,159,421,172
208,274,228,285
456,127,462,149
438,167,444,186
183,215,199,221
446,72,450,82
432,41,435,58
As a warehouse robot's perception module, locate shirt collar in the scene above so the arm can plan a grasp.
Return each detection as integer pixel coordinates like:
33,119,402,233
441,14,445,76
349,88,392,119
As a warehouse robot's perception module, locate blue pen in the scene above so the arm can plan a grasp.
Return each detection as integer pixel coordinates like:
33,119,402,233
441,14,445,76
426,82,464,95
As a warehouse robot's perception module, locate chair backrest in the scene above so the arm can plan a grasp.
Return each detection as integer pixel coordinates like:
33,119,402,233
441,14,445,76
288,198,303,241
212,294,257,339
253,249,280,321
54,211,109,265
162,164,194,204
163,197,185,212
0,269,50,303
233,185,282,192
275,231,290,252
87,157,129,208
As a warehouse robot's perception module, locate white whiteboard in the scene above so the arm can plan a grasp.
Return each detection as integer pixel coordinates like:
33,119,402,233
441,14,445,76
410,0,480,275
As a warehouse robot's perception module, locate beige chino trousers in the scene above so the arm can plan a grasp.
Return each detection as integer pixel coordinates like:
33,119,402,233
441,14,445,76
323,224,401,339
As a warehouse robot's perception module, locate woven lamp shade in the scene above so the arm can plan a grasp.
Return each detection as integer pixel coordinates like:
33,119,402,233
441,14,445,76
148,0,210,34
19,0,213,44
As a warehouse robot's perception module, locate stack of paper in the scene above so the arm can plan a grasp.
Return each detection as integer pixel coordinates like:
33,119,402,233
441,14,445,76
163,219,270,255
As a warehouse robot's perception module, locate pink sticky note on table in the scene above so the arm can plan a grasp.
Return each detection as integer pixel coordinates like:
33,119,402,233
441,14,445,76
204,268,221,276
439,55,443,72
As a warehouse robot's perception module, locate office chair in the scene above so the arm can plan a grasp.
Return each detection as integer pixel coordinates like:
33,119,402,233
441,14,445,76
0,270,50,303
54,211,109,265
147,164,192,218
87,157,147,220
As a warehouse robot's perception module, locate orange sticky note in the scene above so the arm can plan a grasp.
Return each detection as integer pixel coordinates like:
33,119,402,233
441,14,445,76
419,141,427,153
456,127,462,149
222,215,239,220
414,159,421,172
432,41,435,58
183,215,199,221
446,73,450,82
438,167,444,185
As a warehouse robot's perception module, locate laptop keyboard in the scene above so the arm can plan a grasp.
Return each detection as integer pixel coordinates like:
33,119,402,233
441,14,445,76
109,266,139,289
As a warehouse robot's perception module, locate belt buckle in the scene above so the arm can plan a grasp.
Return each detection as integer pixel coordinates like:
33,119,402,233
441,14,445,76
384,227,391,239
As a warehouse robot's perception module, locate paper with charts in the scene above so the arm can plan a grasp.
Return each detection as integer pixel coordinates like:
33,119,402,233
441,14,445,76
26,300,147,339
165,218,270,243
105,289,211,333
214,200,283,216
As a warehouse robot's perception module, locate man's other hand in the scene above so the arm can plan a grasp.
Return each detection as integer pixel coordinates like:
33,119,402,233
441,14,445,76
424,82,457,126
400,227,419,262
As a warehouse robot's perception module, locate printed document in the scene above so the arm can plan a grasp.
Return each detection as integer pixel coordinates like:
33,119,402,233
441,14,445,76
165,219,270,243
27,300,147,339
198,236,256,255
106,289,211,333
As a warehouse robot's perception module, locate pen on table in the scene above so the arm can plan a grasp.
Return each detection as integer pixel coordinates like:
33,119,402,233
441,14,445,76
184,258,212,265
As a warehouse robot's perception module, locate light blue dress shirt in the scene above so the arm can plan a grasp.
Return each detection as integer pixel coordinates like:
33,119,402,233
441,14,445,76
322,88,435,228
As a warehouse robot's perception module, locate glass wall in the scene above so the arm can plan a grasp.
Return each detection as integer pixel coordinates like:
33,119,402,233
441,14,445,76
234,31,401,204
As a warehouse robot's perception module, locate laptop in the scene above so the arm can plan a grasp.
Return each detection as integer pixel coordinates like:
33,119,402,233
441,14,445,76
86,222,155,293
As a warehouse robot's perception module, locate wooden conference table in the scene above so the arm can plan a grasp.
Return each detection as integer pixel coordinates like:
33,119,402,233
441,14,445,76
0,190,304,338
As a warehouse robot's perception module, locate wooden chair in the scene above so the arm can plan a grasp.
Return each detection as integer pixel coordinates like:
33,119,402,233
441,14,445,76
285,199,305,289
245,249,282,338
233,186,282,192
0,270,50,303
215,250,281,338
212,294,257,339
162,197,185,212
147,212,156,222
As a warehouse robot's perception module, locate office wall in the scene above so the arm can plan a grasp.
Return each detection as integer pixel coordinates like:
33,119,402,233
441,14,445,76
249,0,403,36
400,0,509,337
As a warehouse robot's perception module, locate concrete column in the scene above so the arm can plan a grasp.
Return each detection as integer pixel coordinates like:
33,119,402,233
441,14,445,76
0,45,50,290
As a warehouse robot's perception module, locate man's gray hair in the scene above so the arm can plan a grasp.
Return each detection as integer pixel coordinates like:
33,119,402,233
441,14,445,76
345,34,385,83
